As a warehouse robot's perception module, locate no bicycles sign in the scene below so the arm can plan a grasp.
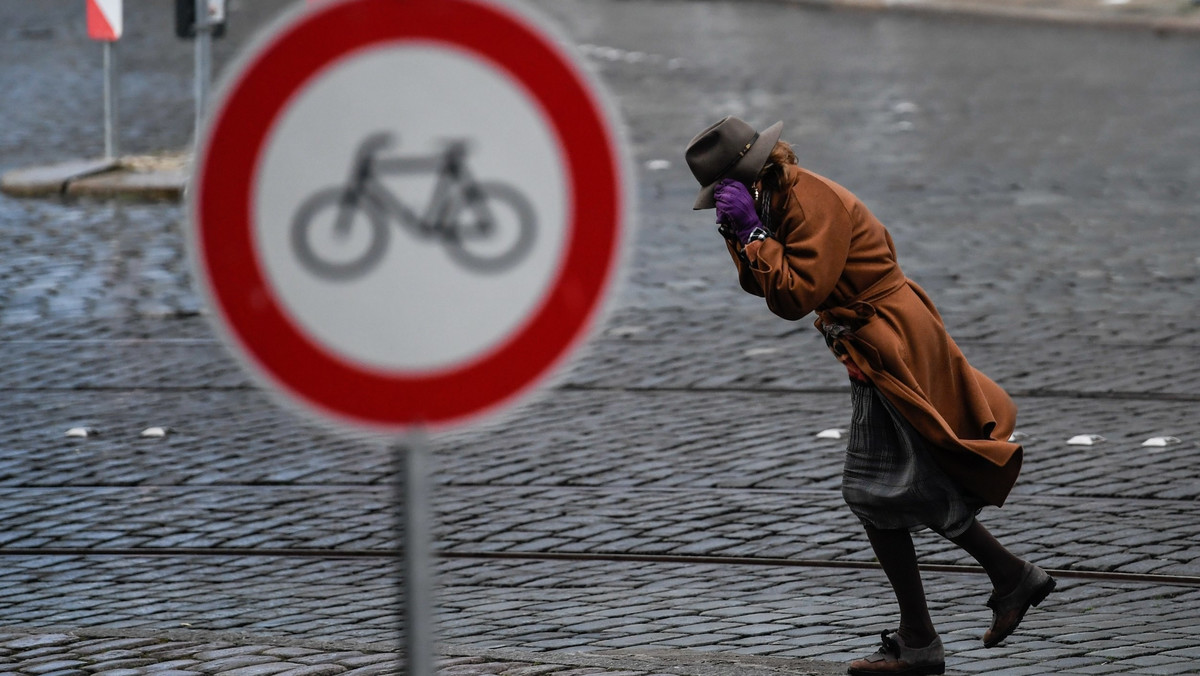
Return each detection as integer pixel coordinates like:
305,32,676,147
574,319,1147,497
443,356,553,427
188,0,629,433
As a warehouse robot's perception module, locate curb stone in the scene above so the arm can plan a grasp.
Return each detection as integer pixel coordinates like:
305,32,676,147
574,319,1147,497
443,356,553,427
784,0,1200,34
0,154,188,201
0,158,119,198
0,627,845,676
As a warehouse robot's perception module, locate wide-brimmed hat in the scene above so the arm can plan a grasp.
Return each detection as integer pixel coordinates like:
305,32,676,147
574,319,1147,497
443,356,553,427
684,116,783,210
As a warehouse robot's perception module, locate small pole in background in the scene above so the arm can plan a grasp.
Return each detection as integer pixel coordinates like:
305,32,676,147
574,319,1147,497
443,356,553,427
103,41,119,159
194,0,210,147
179,0,225,149
86,0,123,159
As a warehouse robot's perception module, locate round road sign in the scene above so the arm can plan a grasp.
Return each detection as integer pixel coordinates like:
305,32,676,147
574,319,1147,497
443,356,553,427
189,0,628,433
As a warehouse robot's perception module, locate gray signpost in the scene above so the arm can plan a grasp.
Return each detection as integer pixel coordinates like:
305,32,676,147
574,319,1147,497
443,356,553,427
193,0,211,149
103,40,119,159
399,436,434,676
177,0,225,148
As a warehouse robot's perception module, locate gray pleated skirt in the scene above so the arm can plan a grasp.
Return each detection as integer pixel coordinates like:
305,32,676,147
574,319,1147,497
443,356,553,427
841,379,983,538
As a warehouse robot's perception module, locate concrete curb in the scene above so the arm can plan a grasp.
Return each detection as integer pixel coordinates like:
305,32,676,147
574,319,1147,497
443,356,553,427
0,158,119,198
0,154,188,202
786,0,1200,34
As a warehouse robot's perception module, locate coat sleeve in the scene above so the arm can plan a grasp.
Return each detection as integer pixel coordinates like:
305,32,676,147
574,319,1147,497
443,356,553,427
742,179,852,320
724,240,766,297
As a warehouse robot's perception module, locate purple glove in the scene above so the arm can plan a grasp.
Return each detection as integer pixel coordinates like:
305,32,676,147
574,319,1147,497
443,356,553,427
714,179,762,244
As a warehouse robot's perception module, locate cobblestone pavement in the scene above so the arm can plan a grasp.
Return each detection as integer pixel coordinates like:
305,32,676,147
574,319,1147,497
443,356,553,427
3,0,1200,675
0,627,698,676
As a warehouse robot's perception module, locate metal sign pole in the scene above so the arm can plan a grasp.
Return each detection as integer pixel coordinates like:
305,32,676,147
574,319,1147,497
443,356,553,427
194,0,212,147
396,433,435,676
102,40,119,159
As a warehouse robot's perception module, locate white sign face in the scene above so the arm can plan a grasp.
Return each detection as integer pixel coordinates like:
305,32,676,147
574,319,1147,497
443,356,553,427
208,0,226,23
254,44,567,374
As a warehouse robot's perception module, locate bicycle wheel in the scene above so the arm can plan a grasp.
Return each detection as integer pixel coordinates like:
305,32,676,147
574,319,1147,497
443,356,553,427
444,181,537,274
291,186,390,281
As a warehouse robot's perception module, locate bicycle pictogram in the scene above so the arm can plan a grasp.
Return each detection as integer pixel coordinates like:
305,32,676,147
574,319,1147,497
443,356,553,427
291,132,537,280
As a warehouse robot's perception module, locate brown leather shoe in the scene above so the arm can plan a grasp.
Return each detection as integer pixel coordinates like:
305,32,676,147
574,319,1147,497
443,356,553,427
983,562,1056,648
847,630,945,675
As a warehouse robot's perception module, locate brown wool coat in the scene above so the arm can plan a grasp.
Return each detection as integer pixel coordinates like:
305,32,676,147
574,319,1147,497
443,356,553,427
726,164,1022,507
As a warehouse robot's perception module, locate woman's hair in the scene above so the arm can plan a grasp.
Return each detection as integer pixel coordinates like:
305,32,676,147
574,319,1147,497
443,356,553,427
758,140,797,195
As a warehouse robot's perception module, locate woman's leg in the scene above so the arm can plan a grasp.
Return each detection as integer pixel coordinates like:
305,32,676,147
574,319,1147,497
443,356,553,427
950,517,1055,647
948,519,1025,594
863,523,938,647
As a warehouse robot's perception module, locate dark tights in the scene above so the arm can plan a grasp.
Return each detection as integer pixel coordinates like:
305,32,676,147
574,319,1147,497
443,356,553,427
863,519,1026,647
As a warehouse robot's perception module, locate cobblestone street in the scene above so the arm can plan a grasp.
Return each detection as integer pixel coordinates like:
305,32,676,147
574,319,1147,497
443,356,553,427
2,0,1200,675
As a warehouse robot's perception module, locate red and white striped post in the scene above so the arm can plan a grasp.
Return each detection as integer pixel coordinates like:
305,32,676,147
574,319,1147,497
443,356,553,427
86,0,122,159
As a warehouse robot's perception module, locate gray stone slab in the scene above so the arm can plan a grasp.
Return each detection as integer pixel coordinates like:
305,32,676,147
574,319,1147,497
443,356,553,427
0,159,117,197
65,167,186,201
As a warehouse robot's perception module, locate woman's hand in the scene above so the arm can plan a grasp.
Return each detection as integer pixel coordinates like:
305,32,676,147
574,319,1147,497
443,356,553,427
714,179,763,244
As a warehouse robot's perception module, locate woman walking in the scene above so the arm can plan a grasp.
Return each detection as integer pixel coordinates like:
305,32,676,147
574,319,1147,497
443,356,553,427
684,116,1055,675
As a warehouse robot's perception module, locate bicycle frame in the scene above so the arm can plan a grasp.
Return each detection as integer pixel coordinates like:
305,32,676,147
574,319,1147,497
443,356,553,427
292,131,536,279
343,133,486,241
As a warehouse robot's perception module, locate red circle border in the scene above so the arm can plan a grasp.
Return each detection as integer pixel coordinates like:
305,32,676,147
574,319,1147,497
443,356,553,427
194,0,623,432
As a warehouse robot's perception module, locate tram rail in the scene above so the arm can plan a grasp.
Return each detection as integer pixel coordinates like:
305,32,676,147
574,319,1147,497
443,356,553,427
3,546,1198,588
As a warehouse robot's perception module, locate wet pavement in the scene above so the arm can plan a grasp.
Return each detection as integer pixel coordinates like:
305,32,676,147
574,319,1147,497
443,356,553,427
3,0,1200,675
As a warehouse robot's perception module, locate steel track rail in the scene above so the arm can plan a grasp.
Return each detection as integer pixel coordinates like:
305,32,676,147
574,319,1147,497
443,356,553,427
2,546,1199,588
